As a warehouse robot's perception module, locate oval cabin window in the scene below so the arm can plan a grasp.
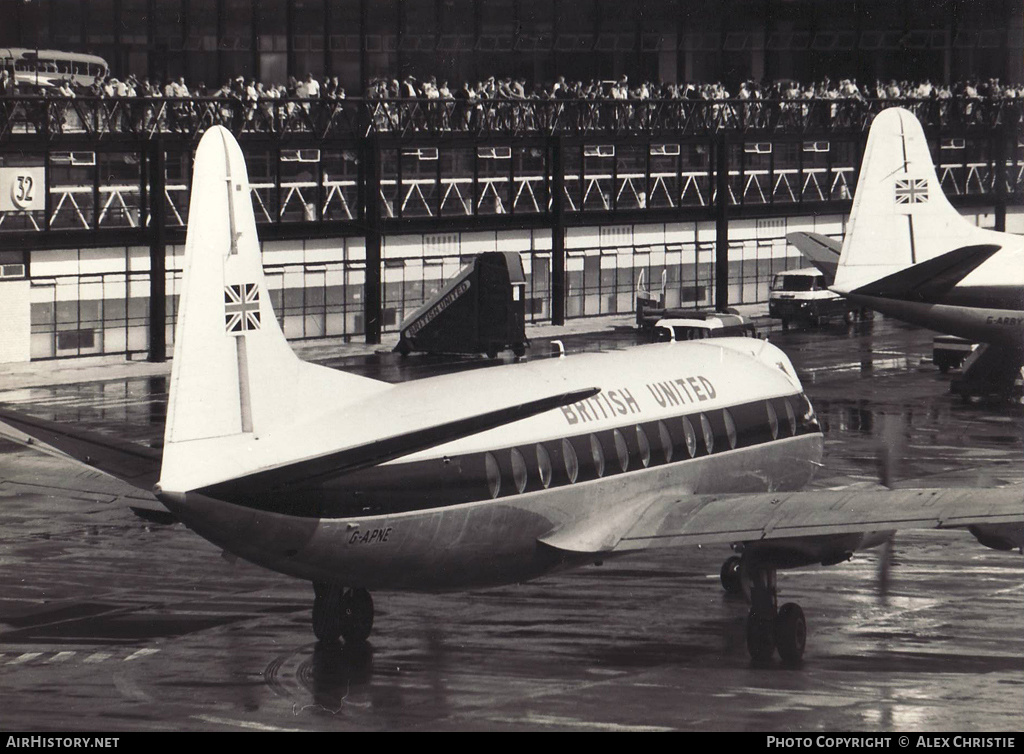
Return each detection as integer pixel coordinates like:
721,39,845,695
613,429,629,472
784,398,797,437
657,420,673,463
536,444,553,488
700,414,715,454
723,409,737,450
510,448,528,493
485,452,501,498
682,416,697,457
636,425,651,467
562,438,579,483
589,434,605,478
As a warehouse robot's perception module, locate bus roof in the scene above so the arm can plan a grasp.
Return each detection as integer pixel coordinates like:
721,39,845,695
655,314,750,329
0,48,108,65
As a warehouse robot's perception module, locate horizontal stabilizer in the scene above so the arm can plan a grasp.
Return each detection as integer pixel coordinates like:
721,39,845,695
786,232,841,281
846,244,1002,300
194,386,602,501
0,408,161,488
539,485,1023,554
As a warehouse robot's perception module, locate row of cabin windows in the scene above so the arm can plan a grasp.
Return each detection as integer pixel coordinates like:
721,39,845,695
482,397,806,499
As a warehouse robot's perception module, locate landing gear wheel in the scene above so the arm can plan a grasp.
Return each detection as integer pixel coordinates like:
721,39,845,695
720,556,743,594
781,318,789,331
512,342,527,358
340,587,374,644
397,338,412,356
774,602,806,665
745,563,781,664
746,608,776,664
312,581,343,643
486,348,499,360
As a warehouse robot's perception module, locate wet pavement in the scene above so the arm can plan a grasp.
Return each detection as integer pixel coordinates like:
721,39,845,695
0,315,1021,731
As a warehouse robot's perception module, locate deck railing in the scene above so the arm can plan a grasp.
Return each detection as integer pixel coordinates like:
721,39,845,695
1,95,1020,142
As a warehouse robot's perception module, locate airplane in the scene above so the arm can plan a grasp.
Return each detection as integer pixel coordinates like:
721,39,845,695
0,125,1021,667
788,107,1024,397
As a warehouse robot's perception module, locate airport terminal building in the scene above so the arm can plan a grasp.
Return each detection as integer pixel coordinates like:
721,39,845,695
4,0,1021,93
0,0,1021,363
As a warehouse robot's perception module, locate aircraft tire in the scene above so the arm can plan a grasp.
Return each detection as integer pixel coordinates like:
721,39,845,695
746,608,776,664
720,556,743,594
312,582,343,643
340,587,374,644
512,342,527,358
775,603,806,665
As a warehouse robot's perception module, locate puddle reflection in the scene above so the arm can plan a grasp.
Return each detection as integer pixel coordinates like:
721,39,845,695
305,641,375,712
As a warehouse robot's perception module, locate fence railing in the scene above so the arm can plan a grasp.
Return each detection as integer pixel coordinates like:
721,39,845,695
1,95,1020,142
2,159,1016,235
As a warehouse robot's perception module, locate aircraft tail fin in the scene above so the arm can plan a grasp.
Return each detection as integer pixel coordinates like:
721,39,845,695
159,127,385,492
834,107,995,293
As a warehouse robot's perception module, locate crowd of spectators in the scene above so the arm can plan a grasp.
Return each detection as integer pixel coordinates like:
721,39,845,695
362,74,1022,131
1,66,1020,136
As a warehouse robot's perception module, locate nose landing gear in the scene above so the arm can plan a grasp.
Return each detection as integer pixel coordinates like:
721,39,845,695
312,582,375,644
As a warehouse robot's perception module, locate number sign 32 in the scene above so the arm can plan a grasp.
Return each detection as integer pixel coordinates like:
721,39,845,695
0,167,46,212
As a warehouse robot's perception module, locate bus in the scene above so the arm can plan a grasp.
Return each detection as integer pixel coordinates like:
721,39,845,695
0,48,109,90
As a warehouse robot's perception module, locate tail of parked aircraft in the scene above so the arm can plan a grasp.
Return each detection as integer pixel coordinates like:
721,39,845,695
158,127,388,494
157,127,596,499
833,107,1003,293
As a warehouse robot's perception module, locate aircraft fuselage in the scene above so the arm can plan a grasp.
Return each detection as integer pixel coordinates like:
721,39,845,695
160,340,827,591
844,290,1024,348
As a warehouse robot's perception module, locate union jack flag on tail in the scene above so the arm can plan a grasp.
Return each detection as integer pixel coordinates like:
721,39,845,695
224,283,261,334
894,178,929,205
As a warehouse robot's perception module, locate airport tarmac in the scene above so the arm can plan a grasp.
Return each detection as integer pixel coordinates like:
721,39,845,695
0,315,1021,732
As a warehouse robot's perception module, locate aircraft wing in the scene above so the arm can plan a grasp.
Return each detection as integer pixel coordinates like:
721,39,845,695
0,408,162,488
836,244,1002,300
785,232,841,280
2,386,603,499
538,485,1023,554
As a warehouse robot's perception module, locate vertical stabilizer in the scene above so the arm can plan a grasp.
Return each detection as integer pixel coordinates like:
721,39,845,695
163,127,301,445
834,107,998,292
159,127,386,498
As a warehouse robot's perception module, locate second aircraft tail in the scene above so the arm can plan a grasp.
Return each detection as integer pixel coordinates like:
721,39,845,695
833,107,1001,293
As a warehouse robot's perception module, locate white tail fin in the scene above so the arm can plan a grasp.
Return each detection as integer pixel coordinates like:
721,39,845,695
159,127,385,493
834,107,1000,292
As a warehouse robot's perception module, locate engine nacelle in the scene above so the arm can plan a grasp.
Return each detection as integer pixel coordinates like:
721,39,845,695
741,533,868,569
968,524,1024,552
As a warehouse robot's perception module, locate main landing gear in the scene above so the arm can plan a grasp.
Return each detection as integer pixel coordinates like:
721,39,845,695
719,558,807,666
312,582,374,644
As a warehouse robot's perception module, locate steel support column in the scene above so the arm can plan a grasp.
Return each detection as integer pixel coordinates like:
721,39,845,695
715,132,729,312
994,126,1007,233
363,136,383,344
550,135,566,326
148,139,167,362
